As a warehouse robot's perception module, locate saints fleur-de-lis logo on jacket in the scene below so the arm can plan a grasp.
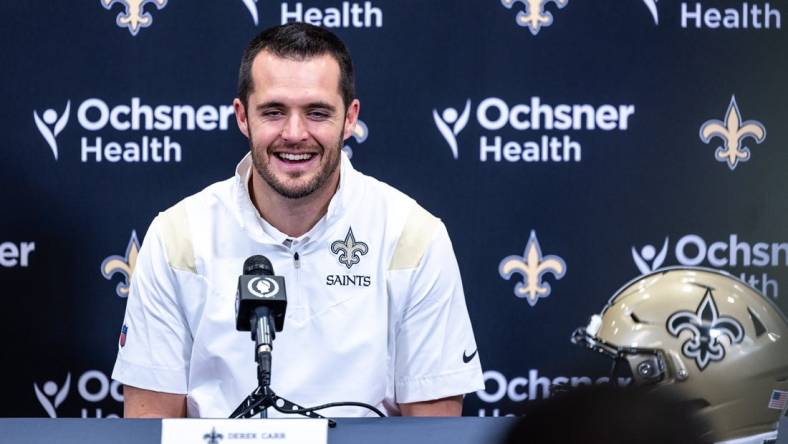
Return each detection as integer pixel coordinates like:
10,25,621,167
499,230,566,306
700,96,766,170
101,231,140,298
667,288,744,371
331,227,368,269
101,0,168,36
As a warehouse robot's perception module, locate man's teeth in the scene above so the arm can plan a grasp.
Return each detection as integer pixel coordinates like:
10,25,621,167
277,153,314,161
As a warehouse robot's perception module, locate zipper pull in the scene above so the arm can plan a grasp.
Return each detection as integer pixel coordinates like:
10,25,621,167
294,252,300,269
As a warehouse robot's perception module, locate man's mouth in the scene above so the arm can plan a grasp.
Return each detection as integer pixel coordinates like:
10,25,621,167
275,152,316,162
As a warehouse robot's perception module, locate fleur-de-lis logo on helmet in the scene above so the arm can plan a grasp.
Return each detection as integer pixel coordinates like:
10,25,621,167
101,231,140,298
331,227,369,269
101,0,168,36
700,96,766,171
667,288,744,371
500,0,569,35
499,230,566,306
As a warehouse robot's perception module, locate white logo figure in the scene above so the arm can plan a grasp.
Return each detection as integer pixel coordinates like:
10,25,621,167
248,277,279,298
240,0,259,25
33,373,71,418
642,0,658,25
33,101,71,160
433,100,471,160
632,237,669,274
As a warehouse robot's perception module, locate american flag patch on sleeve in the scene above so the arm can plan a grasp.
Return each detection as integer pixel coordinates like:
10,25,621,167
119,324,128,348
768,390,788,410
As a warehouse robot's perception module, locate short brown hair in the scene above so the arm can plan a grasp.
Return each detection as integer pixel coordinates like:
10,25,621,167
237,23,355,110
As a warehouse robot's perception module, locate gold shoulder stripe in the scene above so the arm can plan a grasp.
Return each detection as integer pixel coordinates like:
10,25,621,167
158,201,196,274
389,202,440,271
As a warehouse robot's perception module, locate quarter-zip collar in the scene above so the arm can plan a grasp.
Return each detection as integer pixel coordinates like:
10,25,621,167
232,151,356,249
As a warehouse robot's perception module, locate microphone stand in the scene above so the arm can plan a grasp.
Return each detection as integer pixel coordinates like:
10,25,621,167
230,308,336,427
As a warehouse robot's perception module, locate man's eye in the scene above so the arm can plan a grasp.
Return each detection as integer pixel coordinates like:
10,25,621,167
262,110,283,118
308,111,330,120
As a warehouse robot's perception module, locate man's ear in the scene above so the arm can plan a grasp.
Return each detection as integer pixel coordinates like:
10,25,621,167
234,98,249,138
343,99,360,141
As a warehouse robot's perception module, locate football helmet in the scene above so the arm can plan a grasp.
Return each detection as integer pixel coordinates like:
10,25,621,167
572,267,788,442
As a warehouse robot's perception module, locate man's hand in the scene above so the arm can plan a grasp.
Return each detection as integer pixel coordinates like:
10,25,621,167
123,385,187,418
399,395,463,416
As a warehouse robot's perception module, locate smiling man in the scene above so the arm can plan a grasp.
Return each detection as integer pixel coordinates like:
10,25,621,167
112,23,483,418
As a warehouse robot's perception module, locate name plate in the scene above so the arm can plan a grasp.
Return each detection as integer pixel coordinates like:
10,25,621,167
161,418,328,444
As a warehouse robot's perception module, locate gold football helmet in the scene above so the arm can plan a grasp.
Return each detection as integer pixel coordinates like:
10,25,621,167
572,267,788,442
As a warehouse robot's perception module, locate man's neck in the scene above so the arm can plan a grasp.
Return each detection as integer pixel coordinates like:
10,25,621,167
249,169,340,239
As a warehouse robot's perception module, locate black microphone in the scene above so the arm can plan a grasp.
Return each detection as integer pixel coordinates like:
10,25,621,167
236,255,288,333
236,255,288,388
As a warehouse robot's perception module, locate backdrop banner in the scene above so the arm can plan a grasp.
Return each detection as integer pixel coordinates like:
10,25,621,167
2,0,786,418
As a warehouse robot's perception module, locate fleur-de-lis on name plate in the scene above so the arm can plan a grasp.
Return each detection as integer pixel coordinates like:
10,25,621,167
203,427,224,444
499,230,566,306
700,96,766,170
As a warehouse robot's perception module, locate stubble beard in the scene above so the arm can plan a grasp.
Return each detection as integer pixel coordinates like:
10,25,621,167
249,124,344,200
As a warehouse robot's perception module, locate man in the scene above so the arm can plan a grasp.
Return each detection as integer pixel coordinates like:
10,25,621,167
112,23,483,418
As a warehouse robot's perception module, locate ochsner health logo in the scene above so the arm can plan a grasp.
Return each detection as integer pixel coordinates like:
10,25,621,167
433,97,635,163
433,100,471,159
33,373,71,418
33,102,71,160
632,234,787,299
34,370,123,418
33,97,234,163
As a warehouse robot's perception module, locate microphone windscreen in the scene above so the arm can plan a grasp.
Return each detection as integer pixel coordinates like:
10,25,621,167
243,255,274,276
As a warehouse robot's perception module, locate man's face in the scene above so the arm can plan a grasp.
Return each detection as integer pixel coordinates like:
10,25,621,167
234,51,359,200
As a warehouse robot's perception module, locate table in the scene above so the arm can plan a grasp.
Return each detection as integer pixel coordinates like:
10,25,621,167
0,417,518,444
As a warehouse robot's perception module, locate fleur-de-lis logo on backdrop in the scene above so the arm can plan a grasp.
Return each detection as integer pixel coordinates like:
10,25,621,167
101,231,140,298
101,0,168,36
500,0,569,35
499,230,566,306
700,96,766,171
331,227,369,269
33,374,71,418
667,288,744,370
342,119,369,159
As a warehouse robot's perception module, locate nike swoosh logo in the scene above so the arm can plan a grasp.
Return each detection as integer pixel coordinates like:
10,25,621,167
462,349,478,364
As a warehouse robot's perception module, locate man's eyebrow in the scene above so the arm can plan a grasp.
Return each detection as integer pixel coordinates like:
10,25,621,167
255,101,285,111
254,101,337,113
306,101,337,112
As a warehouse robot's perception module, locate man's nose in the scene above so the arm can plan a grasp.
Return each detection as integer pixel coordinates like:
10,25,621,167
281,114,308,143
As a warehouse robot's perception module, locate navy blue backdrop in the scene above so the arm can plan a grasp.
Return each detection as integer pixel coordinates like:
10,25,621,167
1,0,786,418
